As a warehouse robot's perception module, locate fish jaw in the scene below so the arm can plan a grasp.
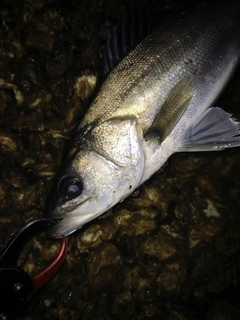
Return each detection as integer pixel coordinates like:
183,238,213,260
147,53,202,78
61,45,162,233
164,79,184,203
49,172,135,237
47,197,112,238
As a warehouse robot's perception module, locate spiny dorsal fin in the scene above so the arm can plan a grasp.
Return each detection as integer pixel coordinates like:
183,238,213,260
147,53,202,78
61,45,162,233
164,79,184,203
100,7,163,79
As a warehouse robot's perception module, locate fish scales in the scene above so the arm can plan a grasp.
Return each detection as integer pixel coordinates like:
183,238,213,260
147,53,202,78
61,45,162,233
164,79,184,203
79,5,239,133
47,3,240,237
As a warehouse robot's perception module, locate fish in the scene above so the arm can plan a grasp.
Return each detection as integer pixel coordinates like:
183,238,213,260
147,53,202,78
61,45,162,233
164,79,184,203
47,2,240,237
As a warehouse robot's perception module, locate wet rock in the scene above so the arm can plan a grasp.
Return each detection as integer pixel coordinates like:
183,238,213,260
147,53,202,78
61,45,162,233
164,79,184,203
77,222,116,252
141,235,176,261
157,262,185,292
74,73,97,100
0,133,20,153
173,153,208,173
0,1,240,320
87,243,122,278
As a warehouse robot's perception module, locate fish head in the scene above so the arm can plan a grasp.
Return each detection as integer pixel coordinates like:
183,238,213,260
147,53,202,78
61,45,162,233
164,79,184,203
47,117,145,237
47,150,122,237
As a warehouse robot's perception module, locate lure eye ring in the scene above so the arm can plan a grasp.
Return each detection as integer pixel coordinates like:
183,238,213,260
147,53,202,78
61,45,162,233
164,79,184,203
58,174,83,201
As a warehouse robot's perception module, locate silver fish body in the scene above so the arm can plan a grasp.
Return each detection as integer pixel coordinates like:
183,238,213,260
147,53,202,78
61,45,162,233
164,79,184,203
48,3,240,237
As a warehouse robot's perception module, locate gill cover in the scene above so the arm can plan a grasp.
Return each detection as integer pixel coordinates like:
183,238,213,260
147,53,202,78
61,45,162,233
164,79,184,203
48,117,145,237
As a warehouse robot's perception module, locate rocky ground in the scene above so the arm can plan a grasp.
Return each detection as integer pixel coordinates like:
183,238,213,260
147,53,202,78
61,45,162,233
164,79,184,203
0,0,240,319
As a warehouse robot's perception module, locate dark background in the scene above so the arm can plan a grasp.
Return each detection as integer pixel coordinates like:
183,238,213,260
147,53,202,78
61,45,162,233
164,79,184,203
0,1,240,319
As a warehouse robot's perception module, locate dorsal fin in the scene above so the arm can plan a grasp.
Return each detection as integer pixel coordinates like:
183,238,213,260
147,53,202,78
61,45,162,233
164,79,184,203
100,7,163,80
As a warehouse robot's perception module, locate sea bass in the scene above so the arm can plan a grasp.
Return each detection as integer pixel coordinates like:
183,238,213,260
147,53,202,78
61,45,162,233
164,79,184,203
47,3,240,237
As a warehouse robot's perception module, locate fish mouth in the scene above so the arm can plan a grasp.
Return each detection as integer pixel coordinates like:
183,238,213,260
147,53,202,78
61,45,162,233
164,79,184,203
46,211,96,238
46,218,78,238
47,196,91,220
46,197,111,238
45,196,97,238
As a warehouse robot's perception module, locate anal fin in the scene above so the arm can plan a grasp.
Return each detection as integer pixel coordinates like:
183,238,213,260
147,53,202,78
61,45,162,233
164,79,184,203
145,77,193,143
178,107,240,152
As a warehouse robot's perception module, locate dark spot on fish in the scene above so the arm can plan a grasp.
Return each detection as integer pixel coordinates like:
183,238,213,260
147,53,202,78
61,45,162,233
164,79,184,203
194,68,198,75
129,185,132,189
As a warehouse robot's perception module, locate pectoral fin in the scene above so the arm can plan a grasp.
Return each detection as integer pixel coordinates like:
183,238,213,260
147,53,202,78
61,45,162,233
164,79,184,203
178,107,240,152
145,78,193,143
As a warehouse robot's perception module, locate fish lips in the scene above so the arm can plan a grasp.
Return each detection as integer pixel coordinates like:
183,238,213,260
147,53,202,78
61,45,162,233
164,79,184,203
44,192,92,238
45,194,77,219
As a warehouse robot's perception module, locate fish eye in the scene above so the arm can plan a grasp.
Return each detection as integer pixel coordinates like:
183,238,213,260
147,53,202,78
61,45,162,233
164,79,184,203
58,175,83,200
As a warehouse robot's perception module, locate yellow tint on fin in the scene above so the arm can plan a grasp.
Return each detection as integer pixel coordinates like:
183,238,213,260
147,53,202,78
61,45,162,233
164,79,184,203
145,77,193,143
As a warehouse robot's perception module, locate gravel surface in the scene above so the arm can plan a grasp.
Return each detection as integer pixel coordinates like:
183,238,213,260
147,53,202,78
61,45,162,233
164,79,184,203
0,1,240,319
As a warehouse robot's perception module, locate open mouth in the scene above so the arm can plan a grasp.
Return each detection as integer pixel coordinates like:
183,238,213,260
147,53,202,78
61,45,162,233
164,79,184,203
46,214,91,238
50,197,91,219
